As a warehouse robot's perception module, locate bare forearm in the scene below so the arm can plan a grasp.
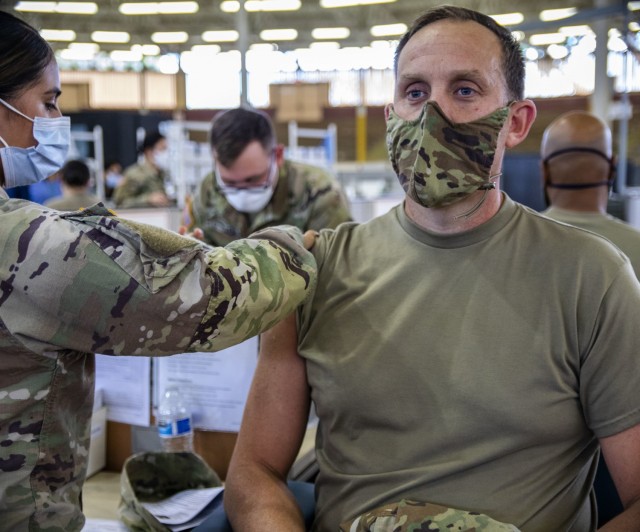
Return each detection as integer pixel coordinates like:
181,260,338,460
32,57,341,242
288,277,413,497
225,465,305,532
598,498,640,531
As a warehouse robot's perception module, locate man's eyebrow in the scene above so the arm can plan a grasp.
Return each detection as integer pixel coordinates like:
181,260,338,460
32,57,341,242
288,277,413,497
398,69,488,84
45,88,62,98
220,171,266,184
397,72,425,83
449,69,487,82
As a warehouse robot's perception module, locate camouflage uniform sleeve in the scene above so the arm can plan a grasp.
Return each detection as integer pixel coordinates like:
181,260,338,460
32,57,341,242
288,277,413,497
306,169,352,231
0,202,316,355
340,500,521,532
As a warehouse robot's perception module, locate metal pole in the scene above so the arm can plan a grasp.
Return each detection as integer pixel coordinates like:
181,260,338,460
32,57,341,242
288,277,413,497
589,0,612,123
237,1,249,107
617,51,630,196
94,126,106,202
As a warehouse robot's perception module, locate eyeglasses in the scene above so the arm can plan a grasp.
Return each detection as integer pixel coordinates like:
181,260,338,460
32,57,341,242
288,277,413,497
214,152,277,194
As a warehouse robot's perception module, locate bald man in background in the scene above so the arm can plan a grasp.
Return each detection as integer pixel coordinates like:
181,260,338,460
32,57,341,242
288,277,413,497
541,110,640,277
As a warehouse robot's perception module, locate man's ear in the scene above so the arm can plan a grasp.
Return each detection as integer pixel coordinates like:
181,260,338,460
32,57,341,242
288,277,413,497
384,103,393,121
274,143,285,166
505,99,537,149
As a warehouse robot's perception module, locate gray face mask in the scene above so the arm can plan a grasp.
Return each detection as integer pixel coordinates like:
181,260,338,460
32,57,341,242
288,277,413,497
0,97,70,188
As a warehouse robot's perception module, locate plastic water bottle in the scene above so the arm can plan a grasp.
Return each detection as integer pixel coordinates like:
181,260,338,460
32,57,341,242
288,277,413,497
157,387,194,452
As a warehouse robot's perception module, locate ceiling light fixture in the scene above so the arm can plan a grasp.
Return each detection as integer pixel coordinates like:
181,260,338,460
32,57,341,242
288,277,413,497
249,43,277,51
245,0,301,11
370,23,407,37
91,31,131,44
539,7,577,22
529,33,566,46
110,50,143,62
220,1,239,12
157,1,199,14
202,30,239,42
490,13,524,26
16,1,98,14
119,2,198,15
309,41,341,49
15,2,57,12
56,2,98,14
312,27,350,39
321,0,396,7
69,42,100,52
151,31,190,44
559,25,593,36
192,44,223,53
132,44,162,55
40,29,76,41
260,29,298,41
59,47,96,61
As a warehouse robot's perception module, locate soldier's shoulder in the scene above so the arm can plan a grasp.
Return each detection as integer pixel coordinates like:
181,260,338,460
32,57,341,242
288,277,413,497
285,161,341,202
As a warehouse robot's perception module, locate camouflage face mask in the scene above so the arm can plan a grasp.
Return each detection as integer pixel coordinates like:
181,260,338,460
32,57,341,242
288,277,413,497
386,101,510,209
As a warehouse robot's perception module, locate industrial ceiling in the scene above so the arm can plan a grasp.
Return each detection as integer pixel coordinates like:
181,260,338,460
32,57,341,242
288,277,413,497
1,0,637,54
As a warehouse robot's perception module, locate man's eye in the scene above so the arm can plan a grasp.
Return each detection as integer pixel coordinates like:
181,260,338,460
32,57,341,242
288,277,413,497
407,89,426,99
457,87,475,96
45,102,58,111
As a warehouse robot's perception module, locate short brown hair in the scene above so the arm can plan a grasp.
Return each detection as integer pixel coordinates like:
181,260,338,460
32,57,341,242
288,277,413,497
209,107,276,167
394,5,525,101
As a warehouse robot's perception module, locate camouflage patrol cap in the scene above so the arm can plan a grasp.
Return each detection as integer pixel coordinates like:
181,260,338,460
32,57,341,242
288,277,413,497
118,451,222,532
340,499,521,532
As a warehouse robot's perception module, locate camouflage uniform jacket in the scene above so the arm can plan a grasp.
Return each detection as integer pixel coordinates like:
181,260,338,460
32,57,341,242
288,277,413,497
187,159,351,246
0,188,316,531
113,160,170,208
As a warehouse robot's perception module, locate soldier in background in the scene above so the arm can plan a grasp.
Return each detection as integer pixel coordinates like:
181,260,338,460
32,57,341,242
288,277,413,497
0,10,316,530
184,107,351,246
44,159,99,211
541,110,640,277
114,130,173,208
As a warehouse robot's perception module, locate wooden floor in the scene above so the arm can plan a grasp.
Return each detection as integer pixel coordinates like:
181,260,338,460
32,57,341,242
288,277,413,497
83,471,122,523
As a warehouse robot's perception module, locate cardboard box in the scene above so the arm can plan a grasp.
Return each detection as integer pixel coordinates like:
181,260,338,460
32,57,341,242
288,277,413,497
86,406,107,478
270,83,329,122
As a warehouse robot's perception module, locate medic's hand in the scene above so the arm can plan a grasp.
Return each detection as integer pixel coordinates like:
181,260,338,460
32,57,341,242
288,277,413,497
178,225,205,241
303,230,319,250
148,191,171,207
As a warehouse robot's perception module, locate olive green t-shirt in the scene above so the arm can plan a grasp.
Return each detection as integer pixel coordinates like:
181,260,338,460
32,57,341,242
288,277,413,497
543,206,640,279
298,194,640,532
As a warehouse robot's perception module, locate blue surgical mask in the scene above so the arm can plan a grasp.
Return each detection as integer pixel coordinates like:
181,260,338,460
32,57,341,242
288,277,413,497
0,97,70,189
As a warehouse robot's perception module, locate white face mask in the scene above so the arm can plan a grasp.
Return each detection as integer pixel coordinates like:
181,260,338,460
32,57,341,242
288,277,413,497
153,149,170,172
0,97,70,189
216,157,279,213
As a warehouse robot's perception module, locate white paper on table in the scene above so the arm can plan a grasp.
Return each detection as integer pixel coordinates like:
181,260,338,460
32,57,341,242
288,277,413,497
82,518,129,531
141,486,224,528
95,355,151,426
155,337,259,432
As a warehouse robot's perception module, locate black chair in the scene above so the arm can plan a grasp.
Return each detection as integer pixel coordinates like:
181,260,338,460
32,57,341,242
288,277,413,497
594,455,623,527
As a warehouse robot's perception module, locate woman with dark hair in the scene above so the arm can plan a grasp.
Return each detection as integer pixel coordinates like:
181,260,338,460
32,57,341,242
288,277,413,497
113,129,172,208
0,10,315,531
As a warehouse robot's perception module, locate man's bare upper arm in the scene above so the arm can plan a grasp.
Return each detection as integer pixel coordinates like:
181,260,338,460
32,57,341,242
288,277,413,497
600,422,640,508
231,313,311,477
